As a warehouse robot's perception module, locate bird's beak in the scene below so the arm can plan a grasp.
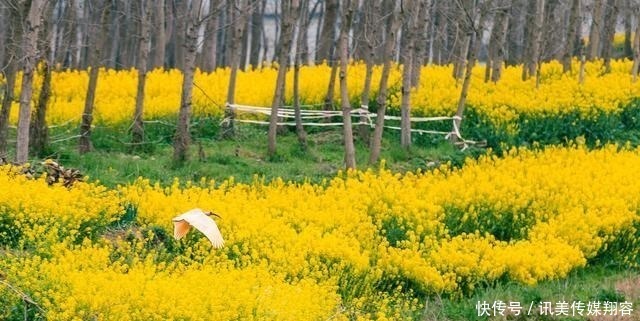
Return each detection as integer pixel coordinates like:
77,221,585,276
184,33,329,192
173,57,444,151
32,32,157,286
206,211,222,219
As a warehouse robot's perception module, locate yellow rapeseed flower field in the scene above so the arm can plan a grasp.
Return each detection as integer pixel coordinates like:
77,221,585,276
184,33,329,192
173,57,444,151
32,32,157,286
4,59,640,126
1,143,639,319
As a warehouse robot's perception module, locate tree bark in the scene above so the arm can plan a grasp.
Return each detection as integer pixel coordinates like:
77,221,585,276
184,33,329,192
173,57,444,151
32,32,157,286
411,0,431,87
601,0,619,73
338,0,358,169
316,0,338,63
221,0,248,138
400,0,421,149
173,0,204,163
293,0,309,148
16,0,46,163
268,0,299,157
369,0,400,165
0,3,23,157
132,0,152,148
631,8,640,81
173,0,186,70
30,1,55,157
249,0,264,67
451,0,487,145
588,0,604,59
623,0,633,58
487,0,510,82
523,0,545,80
106,0,120,69
358,0,383,145
200,0,222,72
79,1,110,154
151,0,167,69
562,0,581,73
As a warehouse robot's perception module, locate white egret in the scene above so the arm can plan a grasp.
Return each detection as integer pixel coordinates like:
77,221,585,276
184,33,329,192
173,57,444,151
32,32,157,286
172,208,225,248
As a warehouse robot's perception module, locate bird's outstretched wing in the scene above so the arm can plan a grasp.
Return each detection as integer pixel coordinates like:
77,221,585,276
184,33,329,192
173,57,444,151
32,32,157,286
172,220,191,240
173,208,225,248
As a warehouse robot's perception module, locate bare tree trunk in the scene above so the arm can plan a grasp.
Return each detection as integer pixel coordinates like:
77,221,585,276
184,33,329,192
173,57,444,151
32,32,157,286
16,0,45,163
358,0,383,144
506,0,525,65
432,0,448,65
249,0,264,67
451,4,467,80
400,0,421,149
268,0,299,157
293,0,309,148
632,9,640,81
588,0,604,59
540,0,562,61
601,0,619,73
200,0,222,71
173,0,204,163
339,0,358,169
106,0,120,69
370,0,400,164
562,0,581,73
79,1,109,154
221,0,248,138
451,1,487,145
623,0,633,58
132,0,152,148
323,58,339,111
55,1,74,67
152,0,167,68
411,0,431,87
0,4,23,157
316,0,338,63
523,0,545,80
174,0,186,70
488,0,510,82
240,3,252,70
30,1,55,157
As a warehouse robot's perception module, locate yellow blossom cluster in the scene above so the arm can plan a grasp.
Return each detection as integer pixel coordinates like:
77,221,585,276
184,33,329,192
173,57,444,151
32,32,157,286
1,144,639,319
4,59,640,126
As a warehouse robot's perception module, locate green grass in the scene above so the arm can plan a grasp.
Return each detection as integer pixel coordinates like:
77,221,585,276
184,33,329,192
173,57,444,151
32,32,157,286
15,122,476,187
426,265,639,321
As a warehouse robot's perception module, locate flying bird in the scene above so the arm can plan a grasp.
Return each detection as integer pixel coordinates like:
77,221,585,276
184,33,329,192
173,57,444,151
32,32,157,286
172,208,225,248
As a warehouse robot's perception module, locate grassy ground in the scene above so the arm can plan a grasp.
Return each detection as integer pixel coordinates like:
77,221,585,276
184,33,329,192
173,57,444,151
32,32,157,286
15,123,477,187
428,265,639,321
3,122,639,320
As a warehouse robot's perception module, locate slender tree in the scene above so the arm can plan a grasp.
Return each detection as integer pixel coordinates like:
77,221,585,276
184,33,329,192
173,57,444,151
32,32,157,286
79,1,110,154
200,0,222,71
370,0,400,164
485,0,510,82
16,0,46,163
523,0,545,80
451,0,488,144
30,1,56,157
267,0,299,157
358,0,383,143
248,0,264,67
632,5,640,81
131,0,152,148
151,0,167,69
293,0,309,148
221,0,248,138
173,0,211,163
338,0,358,169
400,0,422,149
601,0,619,73
0,2,23,157
588,0,604,59
562,0,581,73
316,0,338,63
